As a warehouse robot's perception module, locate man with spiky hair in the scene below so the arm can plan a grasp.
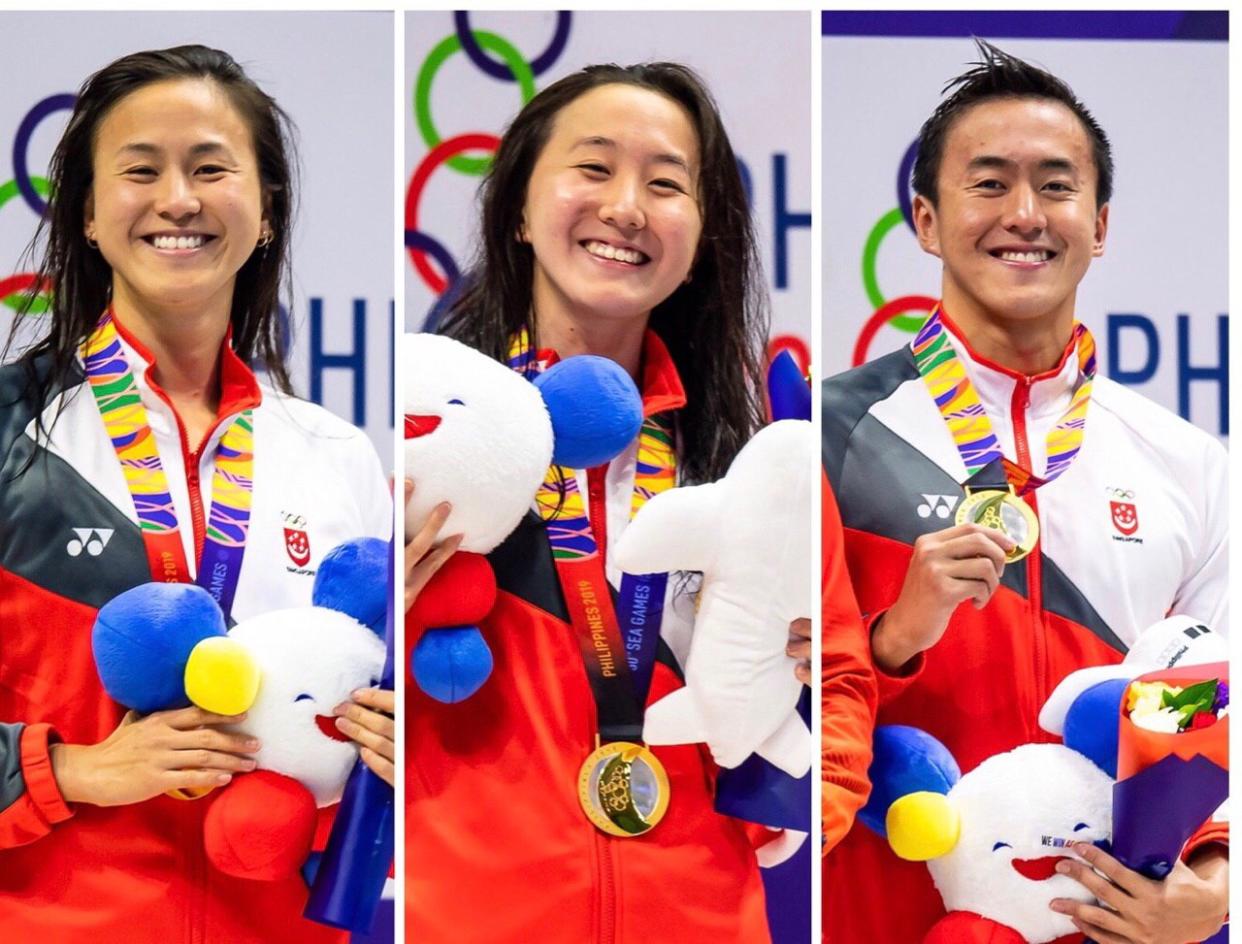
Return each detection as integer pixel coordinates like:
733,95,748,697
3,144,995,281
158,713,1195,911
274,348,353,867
822,40,1228,942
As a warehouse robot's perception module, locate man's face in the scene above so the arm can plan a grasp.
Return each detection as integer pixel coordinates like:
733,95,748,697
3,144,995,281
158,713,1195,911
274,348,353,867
913,97,1108,330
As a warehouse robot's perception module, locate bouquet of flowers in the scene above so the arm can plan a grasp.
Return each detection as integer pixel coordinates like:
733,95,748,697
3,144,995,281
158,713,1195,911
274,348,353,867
1111,661,1228,881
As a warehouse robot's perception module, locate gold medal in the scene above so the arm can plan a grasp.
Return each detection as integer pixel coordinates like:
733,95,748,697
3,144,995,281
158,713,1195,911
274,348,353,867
577,741,670,837
955,487,1040,563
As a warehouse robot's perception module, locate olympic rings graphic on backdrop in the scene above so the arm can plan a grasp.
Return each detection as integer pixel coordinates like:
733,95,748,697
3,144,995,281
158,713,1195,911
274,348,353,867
414,30,535,177
406,132,501,293
853,138,932,365
14,94,75,215
454,12,571,81
0,177,52,313
407,14,573,316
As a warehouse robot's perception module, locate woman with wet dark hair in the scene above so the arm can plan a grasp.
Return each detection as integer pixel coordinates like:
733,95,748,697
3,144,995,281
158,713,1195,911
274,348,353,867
0,45,391,942
408,63,794,943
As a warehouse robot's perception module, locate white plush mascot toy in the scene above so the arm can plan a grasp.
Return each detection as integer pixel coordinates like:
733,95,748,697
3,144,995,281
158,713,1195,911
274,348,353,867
613,419,815,778
404,332,642,703
860,615,1229,944
92,538,388,880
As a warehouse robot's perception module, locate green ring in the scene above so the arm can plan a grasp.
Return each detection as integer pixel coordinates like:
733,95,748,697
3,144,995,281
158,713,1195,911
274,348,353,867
861,207,926,333
0,176,53,314
415,31,536,176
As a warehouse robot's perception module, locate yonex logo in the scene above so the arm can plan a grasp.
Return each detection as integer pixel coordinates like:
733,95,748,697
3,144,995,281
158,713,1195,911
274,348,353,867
67,528,113,557
916,494,958,519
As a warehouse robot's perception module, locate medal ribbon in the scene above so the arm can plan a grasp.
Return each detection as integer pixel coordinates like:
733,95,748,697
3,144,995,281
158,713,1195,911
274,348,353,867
912,305,1096,495
507,331,674,740
82,311,255,619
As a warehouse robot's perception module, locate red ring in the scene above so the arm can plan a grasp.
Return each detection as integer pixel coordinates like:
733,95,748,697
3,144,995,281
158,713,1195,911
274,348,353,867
405,132,501,294
0,274,41,305
852,295,937,366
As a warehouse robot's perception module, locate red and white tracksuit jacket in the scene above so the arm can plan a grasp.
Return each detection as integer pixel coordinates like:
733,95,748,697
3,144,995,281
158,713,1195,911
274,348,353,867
821,309,1228,943
0,317,390,943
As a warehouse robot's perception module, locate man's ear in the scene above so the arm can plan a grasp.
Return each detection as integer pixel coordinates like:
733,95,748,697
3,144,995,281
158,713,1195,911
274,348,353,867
1092,203,1109,258
912,194,941,259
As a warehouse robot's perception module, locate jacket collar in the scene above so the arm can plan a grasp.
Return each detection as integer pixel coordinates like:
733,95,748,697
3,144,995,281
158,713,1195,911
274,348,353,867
109,309,264,423
638,329,687,418
934,304,1084,420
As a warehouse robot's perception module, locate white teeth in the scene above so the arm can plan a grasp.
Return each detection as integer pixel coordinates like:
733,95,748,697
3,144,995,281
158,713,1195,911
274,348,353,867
584,240,645,265
152,234,206,250
999,250,1050,264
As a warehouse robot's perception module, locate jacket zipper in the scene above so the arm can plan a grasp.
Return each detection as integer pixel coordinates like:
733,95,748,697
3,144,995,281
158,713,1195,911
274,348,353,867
1010,379,1046,734
585,464,618,944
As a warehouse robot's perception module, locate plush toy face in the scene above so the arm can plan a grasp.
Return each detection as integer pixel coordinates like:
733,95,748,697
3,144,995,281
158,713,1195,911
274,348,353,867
929,744,1113,944
227,608,385,805
404,333,553,553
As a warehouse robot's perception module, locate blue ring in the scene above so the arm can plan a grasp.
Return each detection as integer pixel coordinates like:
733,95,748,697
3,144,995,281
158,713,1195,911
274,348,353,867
453,11,571,80
14,94,76,215
405,228,460,288
896,139,919,233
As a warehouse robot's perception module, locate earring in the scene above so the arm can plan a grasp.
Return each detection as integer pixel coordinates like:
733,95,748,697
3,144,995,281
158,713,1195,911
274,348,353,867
85,232,98,249
258,229,274,249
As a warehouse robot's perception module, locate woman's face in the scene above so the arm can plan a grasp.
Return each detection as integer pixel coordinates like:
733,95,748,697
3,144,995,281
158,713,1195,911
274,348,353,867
86,78,267,316
522,84,702,325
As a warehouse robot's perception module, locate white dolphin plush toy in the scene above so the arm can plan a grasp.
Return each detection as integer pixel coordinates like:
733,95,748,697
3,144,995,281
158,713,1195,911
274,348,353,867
613,419,815,778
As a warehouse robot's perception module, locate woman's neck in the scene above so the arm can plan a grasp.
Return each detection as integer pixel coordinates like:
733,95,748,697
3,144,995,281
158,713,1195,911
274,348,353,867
110,286,230,443
535,307,649,380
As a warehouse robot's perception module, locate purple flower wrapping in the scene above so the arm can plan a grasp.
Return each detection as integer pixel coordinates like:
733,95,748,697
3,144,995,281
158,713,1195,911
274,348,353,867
1110,753,1227,880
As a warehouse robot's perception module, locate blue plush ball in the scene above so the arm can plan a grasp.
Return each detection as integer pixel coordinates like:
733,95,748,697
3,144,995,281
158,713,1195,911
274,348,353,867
93,583,227,713
859,725,961,837
1064,678,1129,778
411,626,493,704
313,537,389,635
767,350,812,422
534,355,643,469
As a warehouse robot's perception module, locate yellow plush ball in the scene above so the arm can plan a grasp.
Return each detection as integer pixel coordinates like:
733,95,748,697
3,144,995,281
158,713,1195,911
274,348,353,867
886,791,960,861
184,637,260,716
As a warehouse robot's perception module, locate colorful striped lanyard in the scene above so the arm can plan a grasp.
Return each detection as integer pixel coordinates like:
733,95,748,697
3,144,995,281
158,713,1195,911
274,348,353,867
82,310,255,620
507,329,676,724
912,305,1096,495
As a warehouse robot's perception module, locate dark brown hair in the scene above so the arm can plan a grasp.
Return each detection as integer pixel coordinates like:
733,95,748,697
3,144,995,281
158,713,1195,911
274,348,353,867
913,38,1113,209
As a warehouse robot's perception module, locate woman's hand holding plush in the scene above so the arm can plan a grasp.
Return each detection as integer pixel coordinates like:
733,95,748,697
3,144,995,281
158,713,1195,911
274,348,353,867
49,707,259,806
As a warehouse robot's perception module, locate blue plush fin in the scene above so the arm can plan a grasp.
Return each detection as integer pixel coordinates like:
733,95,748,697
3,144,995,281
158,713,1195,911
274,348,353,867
858,725,960,837
313,537,389,636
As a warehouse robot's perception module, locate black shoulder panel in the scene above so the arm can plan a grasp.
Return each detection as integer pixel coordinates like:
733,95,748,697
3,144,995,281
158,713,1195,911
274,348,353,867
0,358,149,607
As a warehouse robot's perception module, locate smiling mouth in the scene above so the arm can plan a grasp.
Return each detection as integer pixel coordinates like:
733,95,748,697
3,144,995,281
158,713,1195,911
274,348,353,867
1011,855,1070,881
143,234,216,251
581,239,649,266
989,249,1056,265
315,714,352,743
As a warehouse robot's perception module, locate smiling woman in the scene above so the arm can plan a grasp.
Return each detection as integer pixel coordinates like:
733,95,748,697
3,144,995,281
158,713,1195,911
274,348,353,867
407,62,787,944
0,45,392,944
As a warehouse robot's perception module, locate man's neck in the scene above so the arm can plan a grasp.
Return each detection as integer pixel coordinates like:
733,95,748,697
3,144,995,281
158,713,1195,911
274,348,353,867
942,289,1075,376
535,305,648,381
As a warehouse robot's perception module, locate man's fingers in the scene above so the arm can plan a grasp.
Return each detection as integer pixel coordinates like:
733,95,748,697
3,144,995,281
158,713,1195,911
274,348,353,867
788,617,811,640
944,531,1009,573
1054,858,1130,911
1069,841,1148,897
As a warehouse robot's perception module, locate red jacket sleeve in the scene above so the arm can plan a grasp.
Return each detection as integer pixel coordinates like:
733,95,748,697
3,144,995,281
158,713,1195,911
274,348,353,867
0,722,75,849
821,474,877,854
